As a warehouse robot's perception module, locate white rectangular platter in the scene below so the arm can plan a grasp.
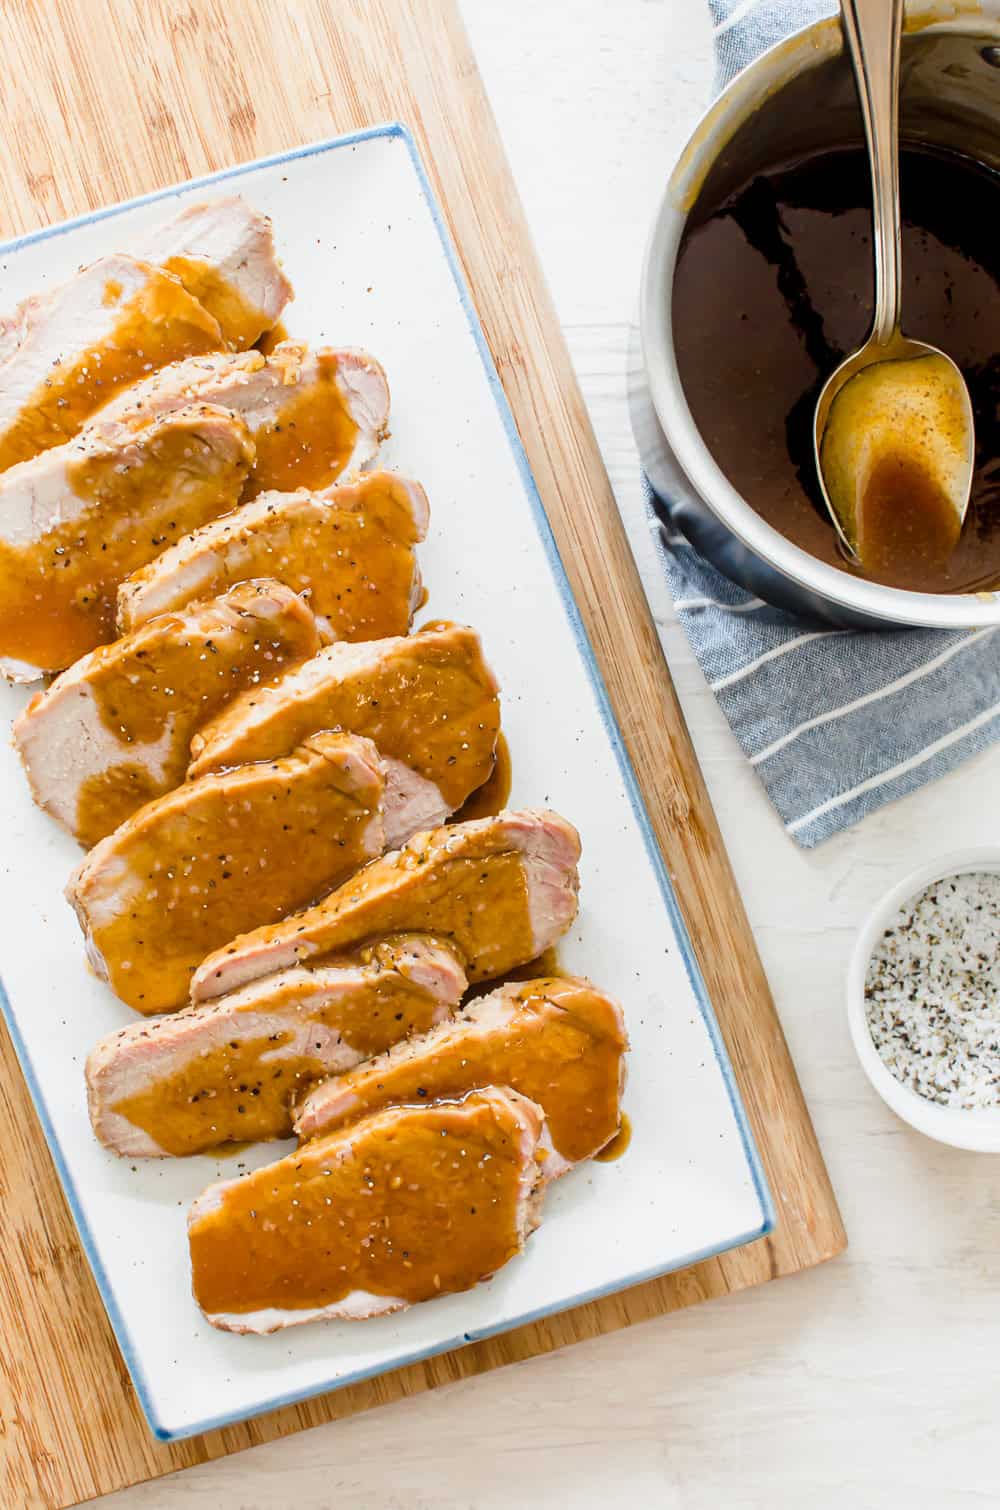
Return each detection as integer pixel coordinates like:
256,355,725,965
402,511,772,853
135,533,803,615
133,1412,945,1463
0,125,772,1441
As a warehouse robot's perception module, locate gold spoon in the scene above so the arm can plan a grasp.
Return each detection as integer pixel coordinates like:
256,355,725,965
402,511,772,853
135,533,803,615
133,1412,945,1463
813,0,974,579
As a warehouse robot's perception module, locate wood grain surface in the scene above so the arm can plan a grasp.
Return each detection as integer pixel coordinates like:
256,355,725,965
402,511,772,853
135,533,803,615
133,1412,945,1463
0,2,845,1506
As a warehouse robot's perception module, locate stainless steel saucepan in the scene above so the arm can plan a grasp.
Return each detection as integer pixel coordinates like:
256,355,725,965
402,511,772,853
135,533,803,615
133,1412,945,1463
635,4,1000,629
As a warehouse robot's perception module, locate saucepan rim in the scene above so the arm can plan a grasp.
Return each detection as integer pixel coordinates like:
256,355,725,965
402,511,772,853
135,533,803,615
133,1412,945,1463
846,847,1000,1151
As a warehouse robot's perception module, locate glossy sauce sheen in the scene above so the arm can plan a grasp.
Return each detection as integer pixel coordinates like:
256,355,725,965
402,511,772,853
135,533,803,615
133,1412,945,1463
311,851,534,982
188,1090,541,1321
118,471,425,642
159,254,271,351
819,351,968,581
76,765,160,845
110,939,463,1154
119,1030,320,1151
71,584,320,845
255,320,289,357
503,944,562,982
202,828,541,990
0,410,254,672
189,624,501,810
0,268,224,473
77,732,384,1013
673,145,1000,592
858,450,961,579
593,1111,631,1163
298,978,627,1165
246,352,360,495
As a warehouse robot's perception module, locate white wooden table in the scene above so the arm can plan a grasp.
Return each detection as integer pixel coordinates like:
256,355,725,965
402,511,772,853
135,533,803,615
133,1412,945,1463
103,4,1000,1505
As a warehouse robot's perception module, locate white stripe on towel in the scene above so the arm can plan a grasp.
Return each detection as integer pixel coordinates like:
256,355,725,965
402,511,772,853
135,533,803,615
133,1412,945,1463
709,631,831,692
751,626,998,765
674,595,766,614
713,0,763,37
788,697,1000,834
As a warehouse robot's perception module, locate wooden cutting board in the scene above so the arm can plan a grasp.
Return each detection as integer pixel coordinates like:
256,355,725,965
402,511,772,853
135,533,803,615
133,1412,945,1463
0,2,846,1505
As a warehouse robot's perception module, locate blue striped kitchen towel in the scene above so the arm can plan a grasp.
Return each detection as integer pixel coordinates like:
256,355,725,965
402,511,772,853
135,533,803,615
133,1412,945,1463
648,0,1000,847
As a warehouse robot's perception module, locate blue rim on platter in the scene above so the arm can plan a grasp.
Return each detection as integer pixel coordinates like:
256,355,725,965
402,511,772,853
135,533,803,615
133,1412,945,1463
0,120,774,1441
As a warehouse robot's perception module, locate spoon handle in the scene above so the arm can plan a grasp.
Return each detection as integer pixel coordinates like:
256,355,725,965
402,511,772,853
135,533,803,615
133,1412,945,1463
840,0,904,347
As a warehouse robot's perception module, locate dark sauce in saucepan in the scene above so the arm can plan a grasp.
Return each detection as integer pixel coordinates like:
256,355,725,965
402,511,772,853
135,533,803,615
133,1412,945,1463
673,145,1000,593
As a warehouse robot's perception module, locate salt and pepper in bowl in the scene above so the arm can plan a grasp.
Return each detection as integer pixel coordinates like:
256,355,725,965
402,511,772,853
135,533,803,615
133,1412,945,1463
847,850,1000,1151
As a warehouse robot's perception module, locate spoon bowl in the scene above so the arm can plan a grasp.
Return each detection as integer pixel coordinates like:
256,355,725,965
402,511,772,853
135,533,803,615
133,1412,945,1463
814,332,975,565
813,0,976,573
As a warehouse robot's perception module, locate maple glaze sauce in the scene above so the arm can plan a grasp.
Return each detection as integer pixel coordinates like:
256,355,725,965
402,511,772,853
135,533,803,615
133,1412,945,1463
71,584,320,845
503,944,561,982
820,351,968,581
194,813,580,1001
674,144,1000,592
111,937,464,1154
76,764,161,847
189,624,501,811
246,351,362,495
298,978,627,1167
593,1111,632,1163
239,849,536,987
454,732,512,822
254,319,290,357
123,1029,314,1151
0,267,224,473
120,471,425,643
0,411,254,673
81,732,384,1014
188,1090,541,1319
159,255,273,351
857,451,962,580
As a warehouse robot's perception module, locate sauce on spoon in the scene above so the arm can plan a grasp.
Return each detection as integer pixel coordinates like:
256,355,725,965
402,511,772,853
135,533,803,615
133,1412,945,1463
672,142,1000,594
819,350,969,583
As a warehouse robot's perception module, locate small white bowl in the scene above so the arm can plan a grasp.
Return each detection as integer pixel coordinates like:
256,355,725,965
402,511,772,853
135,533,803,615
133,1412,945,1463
847,847,1000,1152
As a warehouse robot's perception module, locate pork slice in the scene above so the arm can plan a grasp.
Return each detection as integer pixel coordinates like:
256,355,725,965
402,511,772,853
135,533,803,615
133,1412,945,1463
93,341,389,495
137,196,293,349
67,731,386,1015
13,580,320,846
191,808,581,1002
87,934,467,1157
294,975,628,1175
0,199,290,447
187,621,500,842
0,403,254,681
188,1086,553,1332
116,470,428,641
0,254,225,473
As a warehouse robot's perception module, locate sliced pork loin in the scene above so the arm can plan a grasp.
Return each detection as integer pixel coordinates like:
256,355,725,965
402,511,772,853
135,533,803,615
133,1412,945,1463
295,976,628,1176
136,196,293,349
92,341,389,495
0,403,254,681
117,470,428,642
0,254,224,473
188,1086,554,1333
86,934,468,1158
191,808,581,1003
68,731,386,1015
13,580,320,846
0,197,292,472
188,621,500,843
